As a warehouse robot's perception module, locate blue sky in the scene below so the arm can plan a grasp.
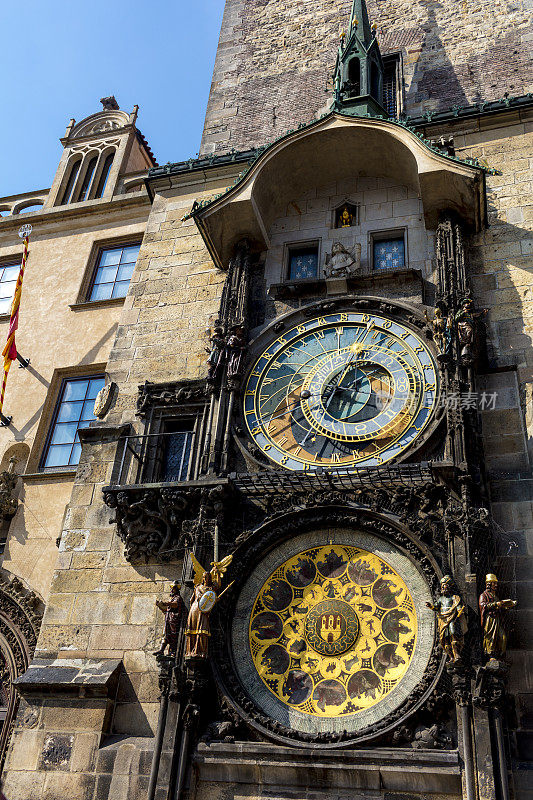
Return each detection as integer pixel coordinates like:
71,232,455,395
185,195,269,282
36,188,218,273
0,0,225,197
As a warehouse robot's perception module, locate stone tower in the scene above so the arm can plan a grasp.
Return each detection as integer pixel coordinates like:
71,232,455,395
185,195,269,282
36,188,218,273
0,0,531,799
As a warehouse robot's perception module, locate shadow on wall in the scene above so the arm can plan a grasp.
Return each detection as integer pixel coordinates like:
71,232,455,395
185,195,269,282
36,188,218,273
407,0,470,113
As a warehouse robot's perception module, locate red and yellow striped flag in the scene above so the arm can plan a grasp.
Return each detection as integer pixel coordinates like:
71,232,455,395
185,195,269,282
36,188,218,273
0,226,31,416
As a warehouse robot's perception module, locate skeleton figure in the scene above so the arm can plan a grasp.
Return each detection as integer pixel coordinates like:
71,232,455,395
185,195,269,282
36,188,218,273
153,581,185,656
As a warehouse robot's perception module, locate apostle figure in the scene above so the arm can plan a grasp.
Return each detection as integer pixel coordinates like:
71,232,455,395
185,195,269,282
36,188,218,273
426,575,467,663
206,325,226,383
479,573,517,659
185,553,233,660
153,581,185,656
226,325,247,382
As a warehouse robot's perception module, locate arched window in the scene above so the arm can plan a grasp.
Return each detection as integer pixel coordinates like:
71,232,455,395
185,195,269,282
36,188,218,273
60,158,81,205
370,61,380,101
77,155,98,202
94,153,114,199
348,58,361,95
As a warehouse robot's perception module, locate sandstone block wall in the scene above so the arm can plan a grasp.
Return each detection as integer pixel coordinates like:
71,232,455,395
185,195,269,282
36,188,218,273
201,0,533,155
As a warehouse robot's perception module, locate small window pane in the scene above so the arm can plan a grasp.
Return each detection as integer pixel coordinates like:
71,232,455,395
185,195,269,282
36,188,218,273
111,281,130,299
69,443,82,465
1,266,20,282
45,445,73,468
90,283,113,302
95,264,119,284
81,400,96,420
120,244,140,264
63,380,89,402
163,430,194,482
50,422,79,446
116,263,134,282
288,247,319,281
57,401,84,423
89,244,138,302
87,378,105,399
0,282,15,301
0,262,19,313
373,238,405,271
99,248,122,267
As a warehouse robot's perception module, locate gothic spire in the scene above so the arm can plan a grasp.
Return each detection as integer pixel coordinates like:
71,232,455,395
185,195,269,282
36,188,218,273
332,0,386,117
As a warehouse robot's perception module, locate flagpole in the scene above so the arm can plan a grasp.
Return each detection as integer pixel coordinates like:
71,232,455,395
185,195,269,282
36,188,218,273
0,224,32,427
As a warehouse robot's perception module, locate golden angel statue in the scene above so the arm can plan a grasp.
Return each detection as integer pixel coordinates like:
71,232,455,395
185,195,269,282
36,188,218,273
185,553,233,660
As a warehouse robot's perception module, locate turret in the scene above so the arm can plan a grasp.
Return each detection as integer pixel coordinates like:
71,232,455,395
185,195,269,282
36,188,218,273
332,0,387,117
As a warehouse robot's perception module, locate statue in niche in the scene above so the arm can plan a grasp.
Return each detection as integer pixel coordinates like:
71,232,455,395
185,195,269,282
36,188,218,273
454,297,487,360
225,324,247,382
153,581,186,656
479,573,517,660
426,575,467,664
185,553,233,660
324,242,361,279
206,324,226,383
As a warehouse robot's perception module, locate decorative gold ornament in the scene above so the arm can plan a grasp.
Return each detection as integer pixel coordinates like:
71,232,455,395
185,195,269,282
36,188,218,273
248,544,417,718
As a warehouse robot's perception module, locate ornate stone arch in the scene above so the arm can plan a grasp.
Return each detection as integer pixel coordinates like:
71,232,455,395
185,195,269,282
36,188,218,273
0,576,43,771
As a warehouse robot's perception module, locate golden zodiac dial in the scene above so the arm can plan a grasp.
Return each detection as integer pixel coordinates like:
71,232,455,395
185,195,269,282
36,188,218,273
244,311,439,471
249,544,417,718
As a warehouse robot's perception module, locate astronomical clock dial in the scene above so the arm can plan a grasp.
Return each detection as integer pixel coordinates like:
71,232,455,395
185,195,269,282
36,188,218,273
231,530,435,738
243,311,439,471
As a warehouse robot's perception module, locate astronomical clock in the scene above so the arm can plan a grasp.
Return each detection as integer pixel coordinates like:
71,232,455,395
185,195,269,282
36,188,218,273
243,309,440,471
211,298,446,746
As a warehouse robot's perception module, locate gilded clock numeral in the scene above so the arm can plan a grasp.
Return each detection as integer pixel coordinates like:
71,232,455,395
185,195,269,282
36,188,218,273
340,313,348,322
297,325,306,334
280,456,288,465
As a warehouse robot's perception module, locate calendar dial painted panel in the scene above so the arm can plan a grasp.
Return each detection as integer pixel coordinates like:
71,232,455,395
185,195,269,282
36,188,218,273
244,312,439,471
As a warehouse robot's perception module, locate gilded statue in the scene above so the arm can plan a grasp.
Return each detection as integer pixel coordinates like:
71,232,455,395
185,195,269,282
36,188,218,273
432,303,452,355
479,573,516,660
426,575,467,663
185,553,233,660
339,205,352,227
153,581,185,656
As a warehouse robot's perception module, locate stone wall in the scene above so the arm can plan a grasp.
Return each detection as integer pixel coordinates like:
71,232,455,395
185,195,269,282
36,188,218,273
0,204,148,602
201,0,533,155
454,113,533,788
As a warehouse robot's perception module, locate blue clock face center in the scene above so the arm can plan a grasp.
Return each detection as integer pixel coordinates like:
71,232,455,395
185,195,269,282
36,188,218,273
322,366,371,420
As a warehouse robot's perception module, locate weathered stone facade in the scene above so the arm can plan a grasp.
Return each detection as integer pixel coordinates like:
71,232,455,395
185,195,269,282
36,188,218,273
0,3,531,800
201,0,533,154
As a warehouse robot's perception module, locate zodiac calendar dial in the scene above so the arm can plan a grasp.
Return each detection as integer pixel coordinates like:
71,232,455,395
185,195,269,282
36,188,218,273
248,544,417,719
243,311,439,471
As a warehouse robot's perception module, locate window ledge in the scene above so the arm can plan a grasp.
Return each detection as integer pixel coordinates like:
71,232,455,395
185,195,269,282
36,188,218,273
0,314,10,323
268,268,423,300
23,469,77,482
70,297,126,312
